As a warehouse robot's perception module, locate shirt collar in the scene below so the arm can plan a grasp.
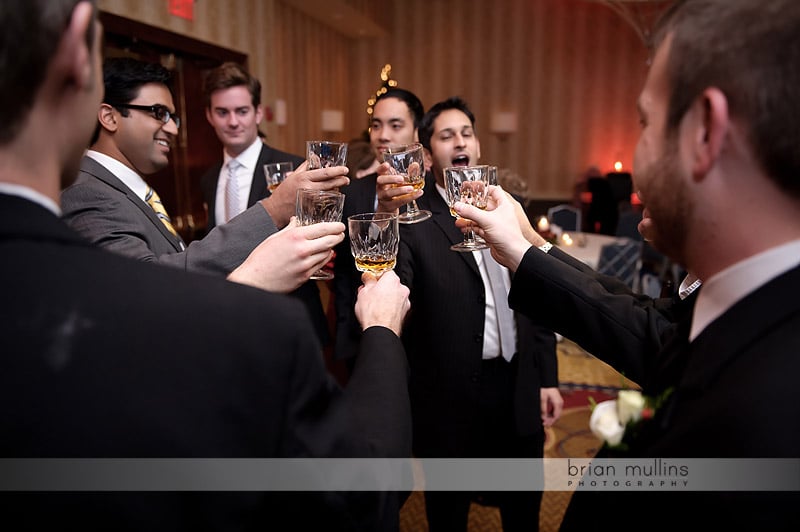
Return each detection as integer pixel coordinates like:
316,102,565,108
86,149,149,201
224,137,262,173
690,239,800,341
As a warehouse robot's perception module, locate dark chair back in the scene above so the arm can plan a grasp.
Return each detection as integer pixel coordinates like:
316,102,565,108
596,239,642,288
547,204,582,232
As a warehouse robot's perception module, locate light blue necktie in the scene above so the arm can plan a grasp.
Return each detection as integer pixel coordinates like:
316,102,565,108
224,159,241,223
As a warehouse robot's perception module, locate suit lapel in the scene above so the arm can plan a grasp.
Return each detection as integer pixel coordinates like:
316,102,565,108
681,267,800,391
204,161,223,228
249,145,270,207
639,267,800,448
420,176,480,276
80,157,184,251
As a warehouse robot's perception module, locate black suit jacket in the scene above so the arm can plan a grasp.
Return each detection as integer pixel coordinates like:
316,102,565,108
511,247,800,529
200,143,330,347
332,172,379,361
395,177,558,456
512,245,695,383
0,193,411,530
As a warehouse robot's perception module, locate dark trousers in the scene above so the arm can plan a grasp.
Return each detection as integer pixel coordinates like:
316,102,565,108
423,356,543,532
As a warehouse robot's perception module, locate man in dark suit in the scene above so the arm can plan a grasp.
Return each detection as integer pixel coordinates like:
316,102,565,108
0,0,411,530
0,1,412,529
199,61,329,346
61,57,349,297
379,97,563,531
456,0,800,528
333,87,427,369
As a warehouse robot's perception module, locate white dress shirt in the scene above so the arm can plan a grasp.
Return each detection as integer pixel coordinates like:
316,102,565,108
435,183,516,360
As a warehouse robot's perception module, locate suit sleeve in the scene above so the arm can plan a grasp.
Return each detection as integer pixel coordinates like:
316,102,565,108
62,179,277,276
509,246,677,383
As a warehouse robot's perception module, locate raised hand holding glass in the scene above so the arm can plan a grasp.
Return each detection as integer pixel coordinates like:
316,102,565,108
295,188,345,280
383,142,432,224
443,165,491,252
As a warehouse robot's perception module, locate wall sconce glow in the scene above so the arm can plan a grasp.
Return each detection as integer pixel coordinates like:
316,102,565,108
489,111,518,136
273,99,287,126
321,110,344,132
614,160,623,172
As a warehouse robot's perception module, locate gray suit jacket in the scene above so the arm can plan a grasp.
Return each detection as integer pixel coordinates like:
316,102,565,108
61,156,277,276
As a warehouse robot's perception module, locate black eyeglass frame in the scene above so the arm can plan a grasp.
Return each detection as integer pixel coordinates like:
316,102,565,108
111,103,181,128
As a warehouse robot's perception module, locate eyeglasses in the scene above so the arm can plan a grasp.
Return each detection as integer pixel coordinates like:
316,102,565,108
112,103,181,128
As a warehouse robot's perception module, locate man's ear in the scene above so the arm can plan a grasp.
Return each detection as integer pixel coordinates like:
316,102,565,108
423,147,433,171
59,2,96,91
98,103,119,133
689,87,729,180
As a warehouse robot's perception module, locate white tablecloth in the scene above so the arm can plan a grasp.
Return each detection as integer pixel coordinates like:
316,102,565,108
556,232,630,270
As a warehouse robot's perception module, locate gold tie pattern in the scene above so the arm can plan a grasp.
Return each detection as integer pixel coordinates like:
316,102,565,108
145,185,178,237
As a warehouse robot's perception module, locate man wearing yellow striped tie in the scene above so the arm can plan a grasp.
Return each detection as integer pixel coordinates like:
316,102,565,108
62,57,350,294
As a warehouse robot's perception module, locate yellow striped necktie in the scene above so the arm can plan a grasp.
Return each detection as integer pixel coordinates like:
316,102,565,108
144,185,178,237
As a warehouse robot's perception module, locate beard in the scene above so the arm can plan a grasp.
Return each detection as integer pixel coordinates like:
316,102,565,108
636,141,692,266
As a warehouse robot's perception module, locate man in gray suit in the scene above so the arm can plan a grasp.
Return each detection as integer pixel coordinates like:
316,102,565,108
62,57,348,294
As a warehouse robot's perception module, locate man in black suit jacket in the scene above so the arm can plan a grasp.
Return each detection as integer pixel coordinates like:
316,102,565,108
380,97,563,531
333,87,427,369
0,2,412,529
199,62,329,346
456,1,800,527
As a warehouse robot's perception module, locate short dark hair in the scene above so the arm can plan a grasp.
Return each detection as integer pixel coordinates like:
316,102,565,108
0,0,95,145
419,97,476,151
102,57,174,108
653,0,800,197
374,88,425,131
202,62,261,109
92,57,173,145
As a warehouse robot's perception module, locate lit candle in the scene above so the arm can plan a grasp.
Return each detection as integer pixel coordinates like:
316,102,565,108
561,233,573,246
537,216,550,233
614,160,623,172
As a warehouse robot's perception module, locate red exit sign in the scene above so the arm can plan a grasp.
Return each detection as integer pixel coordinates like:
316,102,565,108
169,0,193,21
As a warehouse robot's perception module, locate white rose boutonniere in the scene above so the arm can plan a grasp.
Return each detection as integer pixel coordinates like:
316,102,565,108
589,388,672,451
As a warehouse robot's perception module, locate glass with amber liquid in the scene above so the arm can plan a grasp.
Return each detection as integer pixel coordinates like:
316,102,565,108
348,212,399,276
383,142,432,224
264,161,294,193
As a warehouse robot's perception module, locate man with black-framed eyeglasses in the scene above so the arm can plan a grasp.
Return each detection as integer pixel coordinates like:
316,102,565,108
111,103,181,128
61,57,348,293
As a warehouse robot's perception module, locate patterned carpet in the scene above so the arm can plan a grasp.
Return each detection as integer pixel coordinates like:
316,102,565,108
399,338,634,531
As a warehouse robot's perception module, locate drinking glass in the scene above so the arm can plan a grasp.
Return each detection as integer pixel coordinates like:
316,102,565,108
295,188,345,280
348,213,399,277
306,141,348,169
443,165,491,252
383,142,432,224
264,161,294,192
